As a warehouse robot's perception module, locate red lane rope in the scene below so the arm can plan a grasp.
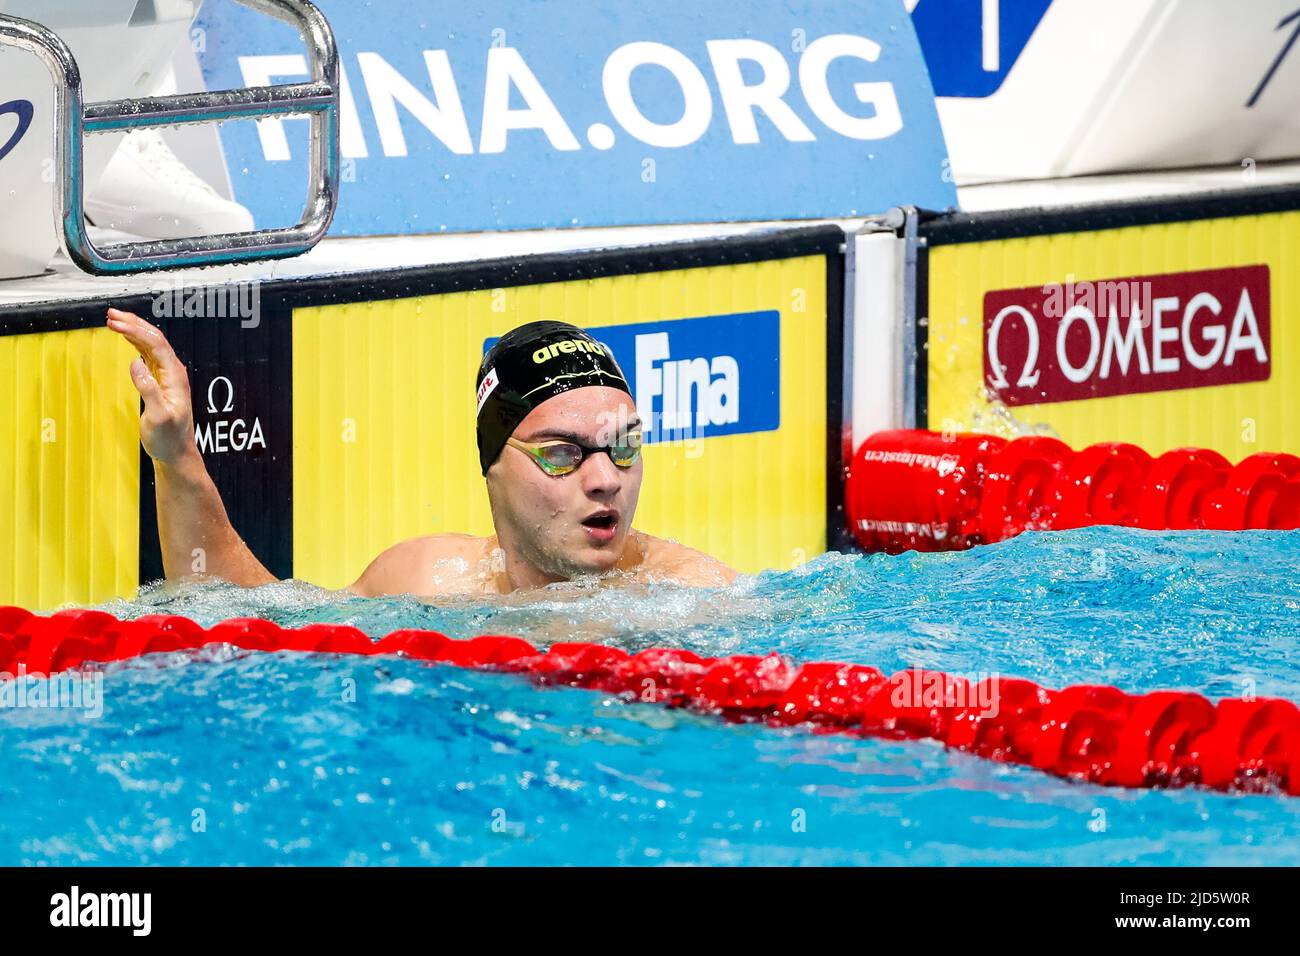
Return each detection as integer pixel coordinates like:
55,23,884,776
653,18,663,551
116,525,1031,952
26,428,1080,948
4,606,1298,798
846,429,1300,553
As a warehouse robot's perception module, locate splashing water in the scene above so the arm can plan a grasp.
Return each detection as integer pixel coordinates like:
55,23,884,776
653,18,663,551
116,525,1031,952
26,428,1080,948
2,526,1299,865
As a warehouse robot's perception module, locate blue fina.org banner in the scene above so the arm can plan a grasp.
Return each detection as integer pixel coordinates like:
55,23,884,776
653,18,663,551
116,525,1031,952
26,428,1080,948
194,0,954,235
484,311,780,444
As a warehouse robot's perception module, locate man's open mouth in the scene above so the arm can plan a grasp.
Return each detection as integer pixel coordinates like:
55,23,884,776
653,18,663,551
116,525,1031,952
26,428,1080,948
581,510,618,531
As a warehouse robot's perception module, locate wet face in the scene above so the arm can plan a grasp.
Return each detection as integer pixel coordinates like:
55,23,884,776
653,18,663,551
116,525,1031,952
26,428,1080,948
485,386,643,580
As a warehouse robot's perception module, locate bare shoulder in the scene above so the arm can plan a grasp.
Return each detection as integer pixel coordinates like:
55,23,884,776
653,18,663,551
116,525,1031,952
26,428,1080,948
347,533,490,597
633,532,739,587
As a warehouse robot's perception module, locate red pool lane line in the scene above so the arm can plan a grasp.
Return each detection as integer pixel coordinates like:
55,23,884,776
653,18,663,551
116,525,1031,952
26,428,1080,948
3,606,1299,798
845,429,1300,553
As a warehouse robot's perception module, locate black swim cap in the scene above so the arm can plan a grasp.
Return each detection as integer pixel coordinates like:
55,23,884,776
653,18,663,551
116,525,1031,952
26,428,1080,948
475,320,632,475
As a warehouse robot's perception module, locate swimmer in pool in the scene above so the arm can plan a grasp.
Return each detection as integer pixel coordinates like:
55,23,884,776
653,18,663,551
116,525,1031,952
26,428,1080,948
107,309,737,597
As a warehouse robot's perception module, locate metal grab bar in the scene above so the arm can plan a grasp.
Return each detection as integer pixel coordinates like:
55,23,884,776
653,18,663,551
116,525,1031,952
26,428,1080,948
0,0,339,275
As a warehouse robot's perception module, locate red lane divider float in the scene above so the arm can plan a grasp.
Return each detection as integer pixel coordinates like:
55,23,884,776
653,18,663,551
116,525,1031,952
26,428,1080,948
846,429,1300,553
3,606,1299,798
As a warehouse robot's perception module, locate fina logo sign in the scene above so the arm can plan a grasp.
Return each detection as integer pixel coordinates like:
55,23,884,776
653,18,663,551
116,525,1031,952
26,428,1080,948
591,311,782,443
484,311,781,444
0,99,34,163
197,0,953,233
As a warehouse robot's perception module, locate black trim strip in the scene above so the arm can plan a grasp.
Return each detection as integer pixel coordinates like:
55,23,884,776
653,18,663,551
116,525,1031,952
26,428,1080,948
920,182,1300,246
0,225,846,333
915,241,929,430
898,207,923,429
823,237,850,552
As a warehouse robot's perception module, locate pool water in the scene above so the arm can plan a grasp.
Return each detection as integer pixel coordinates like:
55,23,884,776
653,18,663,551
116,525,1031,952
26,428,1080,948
3,526,1299,865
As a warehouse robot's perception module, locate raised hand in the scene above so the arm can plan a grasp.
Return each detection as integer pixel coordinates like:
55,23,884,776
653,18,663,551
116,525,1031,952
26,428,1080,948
106,308,195,465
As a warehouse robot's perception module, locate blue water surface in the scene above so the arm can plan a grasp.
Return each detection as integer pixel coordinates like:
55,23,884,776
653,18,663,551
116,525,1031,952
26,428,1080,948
2,526,1299,865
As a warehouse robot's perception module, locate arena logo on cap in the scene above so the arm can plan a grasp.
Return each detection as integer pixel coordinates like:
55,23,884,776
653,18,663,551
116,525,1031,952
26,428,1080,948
983,265,1271,406
531,338,611,364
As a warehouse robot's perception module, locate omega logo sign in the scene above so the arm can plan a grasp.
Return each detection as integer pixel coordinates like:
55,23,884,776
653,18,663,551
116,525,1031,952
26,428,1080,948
982,265,1271,406
196,375,266,453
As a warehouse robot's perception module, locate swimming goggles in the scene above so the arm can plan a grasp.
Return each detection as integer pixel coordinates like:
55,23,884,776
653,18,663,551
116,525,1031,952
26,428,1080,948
505,432,642,476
